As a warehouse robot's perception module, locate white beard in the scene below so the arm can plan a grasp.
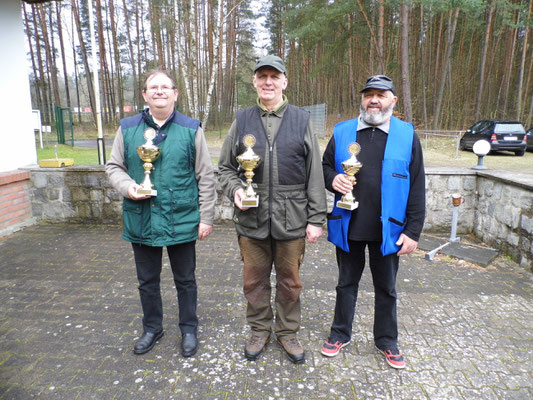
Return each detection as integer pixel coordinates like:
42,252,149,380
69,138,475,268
360,103,394,126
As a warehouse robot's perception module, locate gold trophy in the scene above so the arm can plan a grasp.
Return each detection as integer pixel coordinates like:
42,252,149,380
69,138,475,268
236,134,262,207
336,142,362,210
136,128,161,196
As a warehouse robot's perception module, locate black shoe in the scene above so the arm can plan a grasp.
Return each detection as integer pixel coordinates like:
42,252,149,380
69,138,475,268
133,330,164,355
181,333,198,357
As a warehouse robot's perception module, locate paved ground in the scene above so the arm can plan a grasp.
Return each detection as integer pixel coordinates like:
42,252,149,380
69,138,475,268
0,222,531,400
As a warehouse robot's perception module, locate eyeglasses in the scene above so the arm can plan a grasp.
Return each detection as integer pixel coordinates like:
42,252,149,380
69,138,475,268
145,86,176,93
366,75,392,82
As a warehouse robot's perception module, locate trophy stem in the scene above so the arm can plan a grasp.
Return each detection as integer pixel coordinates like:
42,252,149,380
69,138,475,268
242,171,259,207
236,135,262,208
336,176,358,210
137,162,157,196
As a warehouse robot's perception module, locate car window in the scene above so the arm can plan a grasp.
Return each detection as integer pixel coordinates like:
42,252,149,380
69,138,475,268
470,121,483,132
494,124,525,133
477,121,491,133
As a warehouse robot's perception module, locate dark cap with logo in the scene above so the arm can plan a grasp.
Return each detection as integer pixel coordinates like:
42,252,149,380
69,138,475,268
254,55,286,74
360,75,395,94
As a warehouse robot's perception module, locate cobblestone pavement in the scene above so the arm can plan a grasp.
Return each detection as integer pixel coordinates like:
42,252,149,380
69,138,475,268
0,223,531,400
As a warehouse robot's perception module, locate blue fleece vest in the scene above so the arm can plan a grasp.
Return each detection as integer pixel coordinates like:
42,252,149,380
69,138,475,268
327,116,414,255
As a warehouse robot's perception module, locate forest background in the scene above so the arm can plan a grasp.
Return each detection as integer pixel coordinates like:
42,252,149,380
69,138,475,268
23,0,533,136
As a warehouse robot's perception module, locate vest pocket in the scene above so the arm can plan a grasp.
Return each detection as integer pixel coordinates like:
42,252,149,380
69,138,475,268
388,217,406,227
123,199,144,240
284,196,308,231
233,206,259,229
168,188,199,232
382,216,405,255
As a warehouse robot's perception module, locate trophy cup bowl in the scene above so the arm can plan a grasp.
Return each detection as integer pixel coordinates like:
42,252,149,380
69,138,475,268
236,134,262,207
136,128,161,196
336,142,362,210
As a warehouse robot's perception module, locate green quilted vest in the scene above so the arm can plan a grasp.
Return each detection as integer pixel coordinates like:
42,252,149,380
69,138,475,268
120,111,200,246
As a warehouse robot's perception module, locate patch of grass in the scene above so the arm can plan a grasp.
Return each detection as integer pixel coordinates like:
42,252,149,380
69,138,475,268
420,135,533,171
37,145,99,166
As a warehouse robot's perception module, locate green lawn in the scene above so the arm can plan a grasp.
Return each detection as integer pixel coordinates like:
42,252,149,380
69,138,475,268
37,144,99,166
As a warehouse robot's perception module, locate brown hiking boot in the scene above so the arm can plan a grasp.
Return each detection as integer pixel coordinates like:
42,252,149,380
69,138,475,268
277,336,305,364
244,334,270,361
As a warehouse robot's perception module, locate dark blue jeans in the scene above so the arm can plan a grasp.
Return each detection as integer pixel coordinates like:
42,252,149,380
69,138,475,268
330,241,400,350
132,241,198,335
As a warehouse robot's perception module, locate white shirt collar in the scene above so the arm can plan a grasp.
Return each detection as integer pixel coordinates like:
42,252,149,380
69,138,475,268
357,116,390,134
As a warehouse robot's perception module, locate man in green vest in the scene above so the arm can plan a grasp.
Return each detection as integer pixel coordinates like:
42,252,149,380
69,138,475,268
320,75,425,369
106,69,216,357
218,55,327,364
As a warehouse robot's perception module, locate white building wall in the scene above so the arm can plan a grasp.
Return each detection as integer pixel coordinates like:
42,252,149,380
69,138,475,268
0,0,38,172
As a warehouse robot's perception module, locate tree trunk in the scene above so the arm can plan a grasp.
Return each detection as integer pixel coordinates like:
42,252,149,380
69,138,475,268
356,0,385,73
400,3,413,122
499,8,519,118
55,2,71,110
95,0,110,124
378,0,385,74
109,0,124,119
71,0,97,124
433,8,459,130
419,5,428,128
23,4,43,113
202,0,224,128
174,0,194,116
475,2,494,121
38,4,61,108
71,8,82,123
348,13,357,111
32,4,50,124
516,0,532,120
135,0,144,109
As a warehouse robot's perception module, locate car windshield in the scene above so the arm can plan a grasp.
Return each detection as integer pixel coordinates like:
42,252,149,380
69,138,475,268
494,124,525,133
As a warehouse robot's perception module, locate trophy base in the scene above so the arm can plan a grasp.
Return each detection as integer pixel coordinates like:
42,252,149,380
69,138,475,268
242,196,259,207
337,200,358,210
137,188,157,196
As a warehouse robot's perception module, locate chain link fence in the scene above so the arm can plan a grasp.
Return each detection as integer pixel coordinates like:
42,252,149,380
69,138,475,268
302,103,327,138
417,130,464,158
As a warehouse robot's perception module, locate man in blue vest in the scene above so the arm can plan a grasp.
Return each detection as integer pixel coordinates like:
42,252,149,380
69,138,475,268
106,69,216,357
320,75,425,369
218,55,327,364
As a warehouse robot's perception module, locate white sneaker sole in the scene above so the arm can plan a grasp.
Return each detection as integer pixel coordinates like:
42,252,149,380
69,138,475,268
375,345,406,369
320,340,350,357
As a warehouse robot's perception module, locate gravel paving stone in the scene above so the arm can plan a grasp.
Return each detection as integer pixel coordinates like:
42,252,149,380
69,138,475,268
0,222,531,400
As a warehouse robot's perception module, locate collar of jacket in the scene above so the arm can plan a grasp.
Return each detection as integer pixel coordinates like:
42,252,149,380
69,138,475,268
356,115,391,134
142,108,176,130
256,95,288,116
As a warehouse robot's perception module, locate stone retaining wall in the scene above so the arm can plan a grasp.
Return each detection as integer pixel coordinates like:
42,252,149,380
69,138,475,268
24,165,533,269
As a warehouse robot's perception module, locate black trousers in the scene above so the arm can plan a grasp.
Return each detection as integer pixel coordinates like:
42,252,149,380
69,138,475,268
132,241,198,335
329,240,400,350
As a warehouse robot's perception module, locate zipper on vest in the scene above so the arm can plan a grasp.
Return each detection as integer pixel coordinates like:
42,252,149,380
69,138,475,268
268,145,273,220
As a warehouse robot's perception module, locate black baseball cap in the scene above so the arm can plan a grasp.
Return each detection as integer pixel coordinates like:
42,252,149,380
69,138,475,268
360,75,395,94
254,55,286,74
